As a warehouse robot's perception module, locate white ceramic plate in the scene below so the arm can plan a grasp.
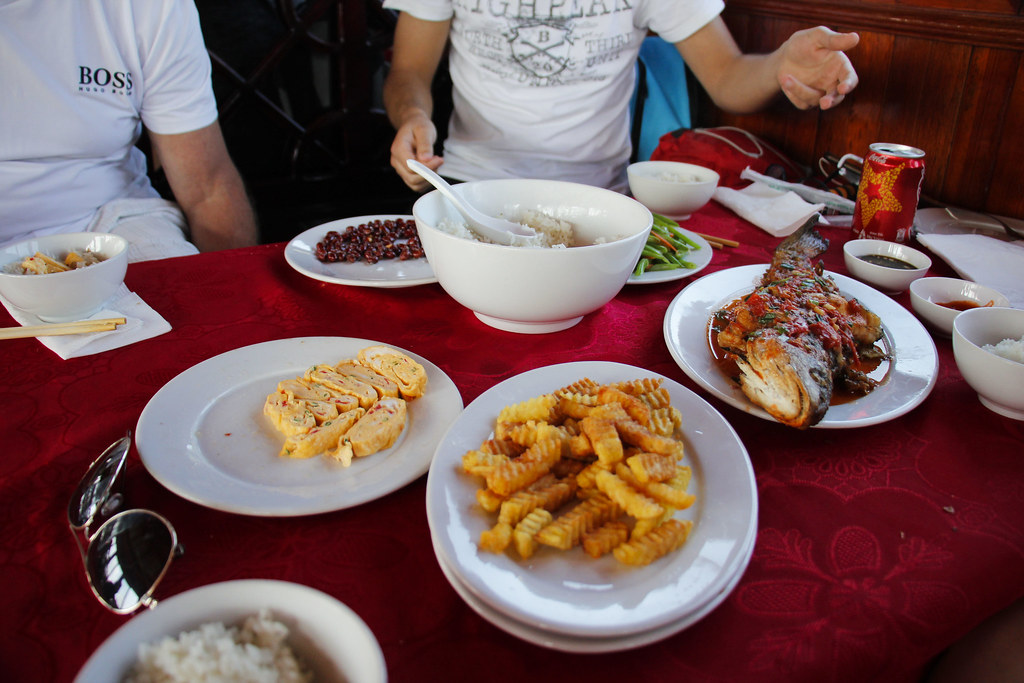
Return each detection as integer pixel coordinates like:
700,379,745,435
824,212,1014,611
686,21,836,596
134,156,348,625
664,265,939,428
432,521,755,652
136,337,463,516
914,207,1023,241
628,226,713,285
74,580,386,683
284,214,437,288
425,361,757,639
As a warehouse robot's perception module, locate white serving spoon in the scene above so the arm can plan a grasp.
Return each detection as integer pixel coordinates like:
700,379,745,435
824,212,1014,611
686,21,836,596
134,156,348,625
406,159,536,245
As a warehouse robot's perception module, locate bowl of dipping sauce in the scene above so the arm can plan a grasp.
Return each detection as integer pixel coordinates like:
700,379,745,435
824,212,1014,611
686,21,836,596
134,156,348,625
910,277,1010,336
843,238,931,293
952,306,1024,420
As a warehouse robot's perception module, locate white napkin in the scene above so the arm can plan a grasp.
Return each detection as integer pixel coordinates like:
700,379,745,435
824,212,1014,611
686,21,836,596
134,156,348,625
1,283,171,359
714,182,826,237
914,232,1024,309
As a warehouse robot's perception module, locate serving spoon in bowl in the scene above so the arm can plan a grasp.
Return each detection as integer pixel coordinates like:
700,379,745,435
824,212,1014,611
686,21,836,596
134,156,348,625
406,159,536,245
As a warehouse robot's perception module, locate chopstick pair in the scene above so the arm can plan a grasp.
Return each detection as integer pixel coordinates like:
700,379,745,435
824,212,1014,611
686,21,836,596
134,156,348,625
694,232,739,249
0,317,126,340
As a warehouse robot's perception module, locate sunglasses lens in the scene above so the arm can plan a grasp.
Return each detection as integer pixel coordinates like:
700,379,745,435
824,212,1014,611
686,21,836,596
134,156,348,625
68,435,131,529
86,510,177,614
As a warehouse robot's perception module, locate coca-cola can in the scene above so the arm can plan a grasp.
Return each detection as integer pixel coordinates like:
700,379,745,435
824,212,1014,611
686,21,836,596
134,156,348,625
851,143,926,243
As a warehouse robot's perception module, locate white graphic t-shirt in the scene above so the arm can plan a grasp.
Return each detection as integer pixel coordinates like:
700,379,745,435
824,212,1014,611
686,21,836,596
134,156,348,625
384,0,723,189
0,0,218,244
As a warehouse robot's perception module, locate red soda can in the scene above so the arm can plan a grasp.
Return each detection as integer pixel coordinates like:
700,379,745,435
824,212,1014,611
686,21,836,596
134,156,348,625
851,143,925,243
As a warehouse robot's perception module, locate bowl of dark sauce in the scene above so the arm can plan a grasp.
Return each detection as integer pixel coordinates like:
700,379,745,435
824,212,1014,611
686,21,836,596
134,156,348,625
843,238,931,293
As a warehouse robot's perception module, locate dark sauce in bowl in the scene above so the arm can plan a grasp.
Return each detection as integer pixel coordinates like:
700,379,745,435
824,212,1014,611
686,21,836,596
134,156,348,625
857,254,918,270
937,299,992,311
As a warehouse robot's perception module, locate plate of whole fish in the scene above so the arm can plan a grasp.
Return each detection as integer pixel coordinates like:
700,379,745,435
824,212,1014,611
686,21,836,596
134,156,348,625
663,222,938,429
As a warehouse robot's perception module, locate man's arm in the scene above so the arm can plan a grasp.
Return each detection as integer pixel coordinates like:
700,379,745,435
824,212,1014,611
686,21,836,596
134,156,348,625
382,12,452,192
148,121,259,252
677,18,859,114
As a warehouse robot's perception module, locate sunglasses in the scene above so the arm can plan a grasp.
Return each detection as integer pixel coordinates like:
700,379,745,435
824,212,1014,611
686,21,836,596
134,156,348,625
67,432,182,614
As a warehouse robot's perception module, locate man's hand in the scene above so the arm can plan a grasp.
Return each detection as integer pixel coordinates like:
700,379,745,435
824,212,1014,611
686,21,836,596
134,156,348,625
390,111,443,192
776,27,860,110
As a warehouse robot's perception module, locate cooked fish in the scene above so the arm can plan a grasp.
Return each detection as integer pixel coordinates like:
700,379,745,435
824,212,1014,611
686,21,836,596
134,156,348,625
713,218,883,428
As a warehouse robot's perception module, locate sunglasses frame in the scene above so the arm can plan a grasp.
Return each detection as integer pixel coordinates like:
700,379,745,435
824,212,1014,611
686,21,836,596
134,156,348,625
67,432,181,615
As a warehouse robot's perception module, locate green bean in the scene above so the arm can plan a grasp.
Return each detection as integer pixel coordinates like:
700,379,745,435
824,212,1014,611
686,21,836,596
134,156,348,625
632,214,700,277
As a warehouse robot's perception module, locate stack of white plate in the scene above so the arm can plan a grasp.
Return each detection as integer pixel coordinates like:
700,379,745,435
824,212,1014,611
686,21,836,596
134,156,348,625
425,361,758,653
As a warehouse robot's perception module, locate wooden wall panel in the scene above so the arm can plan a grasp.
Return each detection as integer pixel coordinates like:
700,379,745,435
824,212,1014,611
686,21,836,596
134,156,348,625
697,0,1024,218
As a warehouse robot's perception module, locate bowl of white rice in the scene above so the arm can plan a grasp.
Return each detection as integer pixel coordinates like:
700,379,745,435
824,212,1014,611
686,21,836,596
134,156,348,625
626,161,719,220
413,178,652,333
74,580,386,683
952,306,1024,420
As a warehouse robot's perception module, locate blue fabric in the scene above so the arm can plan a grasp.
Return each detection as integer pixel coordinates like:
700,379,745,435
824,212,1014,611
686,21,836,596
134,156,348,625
629,36,692,162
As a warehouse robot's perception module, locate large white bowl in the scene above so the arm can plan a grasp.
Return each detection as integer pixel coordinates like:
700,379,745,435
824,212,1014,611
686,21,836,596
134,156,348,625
627,160,719,220
412,179,652,333
0,232,128,321
910,277,1010,336
75,580,386,683
843,238,931,293
952,307,1024,420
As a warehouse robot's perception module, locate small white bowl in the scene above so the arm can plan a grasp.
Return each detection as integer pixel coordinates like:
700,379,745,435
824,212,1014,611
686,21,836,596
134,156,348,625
910,277,1010,336
0,232,128,322
843,239,931,293
952,307,1024,420
413,178,652,333
627,161,719,220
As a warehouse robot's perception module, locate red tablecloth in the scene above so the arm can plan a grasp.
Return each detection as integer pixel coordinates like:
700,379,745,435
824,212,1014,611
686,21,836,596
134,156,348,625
3,203,1022,683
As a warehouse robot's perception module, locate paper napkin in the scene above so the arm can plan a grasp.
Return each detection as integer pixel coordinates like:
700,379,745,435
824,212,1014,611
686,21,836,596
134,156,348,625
1,283,171,359
914,232,1024,309
713,182,826,237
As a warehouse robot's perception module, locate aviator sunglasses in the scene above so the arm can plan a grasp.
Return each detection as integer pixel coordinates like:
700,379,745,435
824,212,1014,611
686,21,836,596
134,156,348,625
67,432,182,614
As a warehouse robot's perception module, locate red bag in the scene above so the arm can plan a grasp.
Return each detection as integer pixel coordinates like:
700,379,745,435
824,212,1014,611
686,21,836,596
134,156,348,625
650,126,809,189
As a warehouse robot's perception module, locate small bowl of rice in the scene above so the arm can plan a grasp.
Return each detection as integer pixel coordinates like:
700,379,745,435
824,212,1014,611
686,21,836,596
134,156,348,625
952,306,1024,420
627,160,719,220
74,580,386,683
413,178,652,333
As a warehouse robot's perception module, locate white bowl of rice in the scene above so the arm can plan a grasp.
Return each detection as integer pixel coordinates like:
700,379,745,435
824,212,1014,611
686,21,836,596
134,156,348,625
74,580,386,683
627,161,719,220
413,178,652,333
952,306,1024,420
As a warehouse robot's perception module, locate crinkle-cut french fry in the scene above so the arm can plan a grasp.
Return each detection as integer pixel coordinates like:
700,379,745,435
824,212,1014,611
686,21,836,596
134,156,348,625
615,418,684,459
595,470,663,519
648,406,682,437
582,520,630,558
638,386,672,410
462,449,511,476
580,417,623,467
626,451,677,484
668,465,692,491
559,417,581,436
615,463,696,511
485,438,561,496
480,522,513,553
613,519,693,566
513,509,553,559
597,386,651,426
588,403,629,421
558,396,597,420
631,507,677,539
498,478,577,526
497,394,559,425
552,457,588,479
611,378,663,396
535,494,622,550
575,461,608,489
505,420,572,451
476,487,505,512
479,438,522,456
555,378,600,397
568,432,594,459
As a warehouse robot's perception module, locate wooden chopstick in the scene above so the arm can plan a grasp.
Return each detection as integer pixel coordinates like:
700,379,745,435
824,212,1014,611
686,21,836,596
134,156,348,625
0,317,126,340
694,232,739,248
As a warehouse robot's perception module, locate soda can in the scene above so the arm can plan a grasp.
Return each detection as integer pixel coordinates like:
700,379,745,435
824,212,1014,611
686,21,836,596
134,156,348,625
851,143,926,243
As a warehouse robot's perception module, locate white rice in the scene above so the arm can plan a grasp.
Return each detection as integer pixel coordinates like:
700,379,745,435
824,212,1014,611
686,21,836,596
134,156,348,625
983,335,1024,364
438,209,574,248
123,609,312,683
655,170,704,183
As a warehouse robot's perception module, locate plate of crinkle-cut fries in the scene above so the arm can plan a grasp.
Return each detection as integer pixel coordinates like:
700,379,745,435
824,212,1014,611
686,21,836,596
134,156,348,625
425,361,758,645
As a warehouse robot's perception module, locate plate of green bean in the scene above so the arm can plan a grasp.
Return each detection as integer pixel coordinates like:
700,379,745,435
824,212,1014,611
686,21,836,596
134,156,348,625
628,214,713,285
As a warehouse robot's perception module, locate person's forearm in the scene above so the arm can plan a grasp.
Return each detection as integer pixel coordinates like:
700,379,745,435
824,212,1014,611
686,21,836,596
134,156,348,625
702,50,785,114
183,177,258,252
383,69,435,131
